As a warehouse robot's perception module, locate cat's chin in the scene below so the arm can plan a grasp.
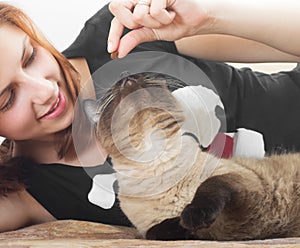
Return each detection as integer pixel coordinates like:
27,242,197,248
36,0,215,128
112,135,212,198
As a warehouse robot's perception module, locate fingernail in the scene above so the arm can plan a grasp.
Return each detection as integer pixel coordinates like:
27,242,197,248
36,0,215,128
107,41,113,53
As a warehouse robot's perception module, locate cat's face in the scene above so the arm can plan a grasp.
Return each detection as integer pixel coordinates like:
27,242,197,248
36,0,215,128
96,73,185,165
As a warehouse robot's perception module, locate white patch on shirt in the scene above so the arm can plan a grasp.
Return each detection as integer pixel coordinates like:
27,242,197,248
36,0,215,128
88,173,117,209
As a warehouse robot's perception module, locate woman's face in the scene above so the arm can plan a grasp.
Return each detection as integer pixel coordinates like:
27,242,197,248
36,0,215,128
0,24,74,141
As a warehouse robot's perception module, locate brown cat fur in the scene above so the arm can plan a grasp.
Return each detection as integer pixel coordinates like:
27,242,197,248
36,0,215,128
94,73,300,241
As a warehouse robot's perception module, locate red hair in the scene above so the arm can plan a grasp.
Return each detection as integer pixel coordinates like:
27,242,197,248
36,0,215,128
0,3,81,193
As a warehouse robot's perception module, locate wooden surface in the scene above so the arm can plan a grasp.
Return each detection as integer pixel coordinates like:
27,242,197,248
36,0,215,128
0,220,299,247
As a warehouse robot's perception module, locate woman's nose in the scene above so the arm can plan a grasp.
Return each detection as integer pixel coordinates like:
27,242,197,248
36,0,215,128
22,75,56,105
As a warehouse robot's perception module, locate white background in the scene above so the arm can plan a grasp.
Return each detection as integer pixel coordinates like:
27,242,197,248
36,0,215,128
4,0,110,51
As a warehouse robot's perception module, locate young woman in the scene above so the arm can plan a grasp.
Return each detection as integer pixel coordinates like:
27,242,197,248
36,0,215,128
0,2,132,231
0,2,300,232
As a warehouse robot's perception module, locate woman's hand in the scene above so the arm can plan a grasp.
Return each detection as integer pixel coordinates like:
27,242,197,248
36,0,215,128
107,0,213,58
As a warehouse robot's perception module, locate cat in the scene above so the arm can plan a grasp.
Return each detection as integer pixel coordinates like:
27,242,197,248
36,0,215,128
86,72,300,241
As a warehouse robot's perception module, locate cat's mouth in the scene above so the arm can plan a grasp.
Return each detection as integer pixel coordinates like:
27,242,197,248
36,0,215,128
182,132,203,150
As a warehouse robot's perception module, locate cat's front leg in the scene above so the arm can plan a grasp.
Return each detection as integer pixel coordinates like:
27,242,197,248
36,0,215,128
146,217,194,240
180,173,241,232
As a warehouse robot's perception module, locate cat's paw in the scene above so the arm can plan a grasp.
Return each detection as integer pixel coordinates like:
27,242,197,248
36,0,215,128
146,217,192,240
180,202,220,231
180,175,238,232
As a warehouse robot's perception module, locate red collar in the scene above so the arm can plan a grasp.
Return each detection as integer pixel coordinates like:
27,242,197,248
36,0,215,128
182,132,233,159
206,133,233,158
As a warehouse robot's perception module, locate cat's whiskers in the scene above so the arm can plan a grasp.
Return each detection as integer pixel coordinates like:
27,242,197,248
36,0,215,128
97,90,118,116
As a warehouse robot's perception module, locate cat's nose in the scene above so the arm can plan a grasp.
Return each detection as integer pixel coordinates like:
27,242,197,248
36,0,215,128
119,71,132,89
120,77,138,90
123,79,133,87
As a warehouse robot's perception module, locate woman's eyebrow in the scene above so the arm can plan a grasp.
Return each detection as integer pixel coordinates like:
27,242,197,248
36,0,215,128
21,35,28,61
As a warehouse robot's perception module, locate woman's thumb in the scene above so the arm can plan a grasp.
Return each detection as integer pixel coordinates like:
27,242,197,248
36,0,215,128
117,27,157,58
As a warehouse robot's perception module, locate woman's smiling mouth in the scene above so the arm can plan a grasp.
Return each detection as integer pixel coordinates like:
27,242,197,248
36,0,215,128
39,90,66,120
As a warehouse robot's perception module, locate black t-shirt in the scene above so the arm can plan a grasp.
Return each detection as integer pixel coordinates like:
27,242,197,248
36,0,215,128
26,4,300,224
26,159,131,226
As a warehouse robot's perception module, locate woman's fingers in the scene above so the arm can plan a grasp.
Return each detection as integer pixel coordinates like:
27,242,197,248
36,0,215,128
133,0,176,27
107,17,124,53
117,27,157,58
109,0,140,29
133,2,162,28
149,0,176,25
108,0,177,55
150,8,176,25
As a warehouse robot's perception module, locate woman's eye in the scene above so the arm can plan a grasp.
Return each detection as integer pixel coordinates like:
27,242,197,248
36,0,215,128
24,47,37,67
0,88,15,113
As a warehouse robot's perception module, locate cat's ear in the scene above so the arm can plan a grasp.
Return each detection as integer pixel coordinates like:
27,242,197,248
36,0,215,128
82,99,100,125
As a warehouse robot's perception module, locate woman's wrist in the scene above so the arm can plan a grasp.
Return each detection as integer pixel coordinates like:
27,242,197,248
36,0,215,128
199,0,246,36
187,0,220,36
210,0,259,37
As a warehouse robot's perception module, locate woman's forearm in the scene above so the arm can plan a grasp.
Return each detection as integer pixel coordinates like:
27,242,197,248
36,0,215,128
207,0,300,57
175,34,300,63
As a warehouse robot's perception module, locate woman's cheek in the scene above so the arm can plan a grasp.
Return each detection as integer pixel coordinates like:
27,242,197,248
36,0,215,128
1,106,37,140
